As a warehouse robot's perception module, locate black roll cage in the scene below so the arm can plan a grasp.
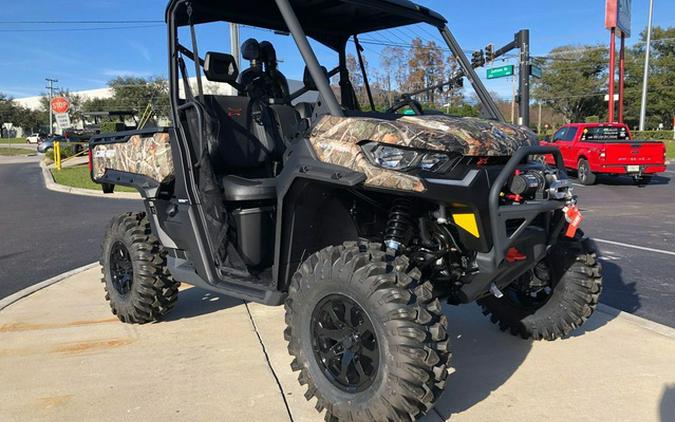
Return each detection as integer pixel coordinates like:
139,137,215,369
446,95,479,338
166,0,504,121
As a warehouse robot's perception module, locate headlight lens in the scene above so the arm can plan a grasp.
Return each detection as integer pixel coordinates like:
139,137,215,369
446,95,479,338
362,142,449,173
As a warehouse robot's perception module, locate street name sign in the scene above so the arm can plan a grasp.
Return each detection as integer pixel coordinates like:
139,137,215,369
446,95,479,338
486,65,514,79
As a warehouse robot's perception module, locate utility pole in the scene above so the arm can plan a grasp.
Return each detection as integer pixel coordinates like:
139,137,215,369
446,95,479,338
537,102,542,134
608,28,616,123
45,78,58,136
229,23,241,70
517,29,530,127
510,74,516,124
639,0,655,131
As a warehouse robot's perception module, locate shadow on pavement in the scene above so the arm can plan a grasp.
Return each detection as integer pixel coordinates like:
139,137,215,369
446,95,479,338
593,174,671,186
661,384,675,422
163,287,244,321
595,257,641,313
431,303,533,419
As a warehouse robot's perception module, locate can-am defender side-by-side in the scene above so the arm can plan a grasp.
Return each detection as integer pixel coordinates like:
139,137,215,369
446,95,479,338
89,1,603,420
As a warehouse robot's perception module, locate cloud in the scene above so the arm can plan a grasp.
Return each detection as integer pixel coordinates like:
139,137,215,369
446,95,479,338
102,69,152,78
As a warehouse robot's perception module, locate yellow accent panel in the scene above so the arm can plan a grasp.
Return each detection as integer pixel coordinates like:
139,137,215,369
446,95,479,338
452,213,480,238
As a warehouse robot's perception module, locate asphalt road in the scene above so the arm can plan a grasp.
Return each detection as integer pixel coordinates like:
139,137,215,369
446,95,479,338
1,157,673,328
0,157,141,299
574,168,675,328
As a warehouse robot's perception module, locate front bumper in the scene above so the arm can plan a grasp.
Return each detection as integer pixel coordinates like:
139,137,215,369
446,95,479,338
457,146,569,302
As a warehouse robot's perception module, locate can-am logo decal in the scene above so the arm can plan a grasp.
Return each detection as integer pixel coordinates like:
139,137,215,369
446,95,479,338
94,150,116,158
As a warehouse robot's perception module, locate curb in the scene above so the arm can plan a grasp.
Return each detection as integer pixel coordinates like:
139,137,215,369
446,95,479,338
0,263,98,312
39,160,141,200
596,303,675,339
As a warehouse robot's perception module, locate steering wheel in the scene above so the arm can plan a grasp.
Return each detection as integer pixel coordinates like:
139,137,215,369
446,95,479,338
386,96,424,115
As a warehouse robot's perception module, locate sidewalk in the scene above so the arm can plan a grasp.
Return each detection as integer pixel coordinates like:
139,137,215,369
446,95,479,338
1,267,673,422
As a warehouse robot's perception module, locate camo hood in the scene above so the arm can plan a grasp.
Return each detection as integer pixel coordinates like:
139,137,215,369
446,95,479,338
310,114,537,156
308,114,537,192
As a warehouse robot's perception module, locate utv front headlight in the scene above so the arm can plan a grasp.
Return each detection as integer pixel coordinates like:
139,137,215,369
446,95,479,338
361,142,449,173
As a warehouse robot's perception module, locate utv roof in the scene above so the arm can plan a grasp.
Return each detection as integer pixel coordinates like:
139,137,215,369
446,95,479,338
166,0,446,49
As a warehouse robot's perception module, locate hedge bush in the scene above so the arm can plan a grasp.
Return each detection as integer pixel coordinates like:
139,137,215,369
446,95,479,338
632,130,673,140
45,144,78,161
100,121,126,134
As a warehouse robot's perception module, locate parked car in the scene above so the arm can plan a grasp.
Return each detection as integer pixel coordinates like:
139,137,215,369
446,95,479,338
38,135,85,154
541,122,666,185
26,133,44,144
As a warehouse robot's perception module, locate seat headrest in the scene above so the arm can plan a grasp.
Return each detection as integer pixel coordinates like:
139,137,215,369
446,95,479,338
303,65,329,91
260,41,277,65
241,38,260,61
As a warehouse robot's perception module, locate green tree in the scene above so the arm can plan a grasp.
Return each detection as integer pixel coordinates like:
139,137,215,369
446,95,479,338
533,45,608,122
108,76,170,120
623,26,675,129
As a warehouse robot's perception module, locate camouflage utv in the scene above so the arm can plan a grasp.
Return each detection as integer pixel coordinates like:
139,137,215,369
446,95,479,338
89,0,603,420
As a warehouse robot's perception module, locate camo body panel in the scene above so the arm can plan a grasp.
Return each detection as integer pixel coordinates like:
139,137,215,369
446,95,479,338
308,114,537,192
92,132,174,183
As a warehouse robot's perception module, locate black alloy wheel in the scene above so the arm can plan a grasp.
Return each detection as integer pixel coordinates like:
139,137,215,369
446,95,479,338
310,294,379,393
109,241,133,295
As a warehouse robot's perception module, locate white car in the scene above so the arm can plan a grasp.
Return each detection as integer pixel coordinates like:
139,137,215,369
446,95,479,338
26,134,43,144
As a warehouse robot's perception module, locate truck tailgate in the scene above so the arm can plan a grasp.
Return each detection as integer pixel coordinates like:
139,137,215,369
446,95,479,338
604,141,665,166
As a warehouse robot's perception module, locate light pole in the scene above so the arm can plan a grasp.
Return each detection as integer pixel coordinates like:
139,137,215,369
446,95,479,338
639,0,655,131
230,23,240,70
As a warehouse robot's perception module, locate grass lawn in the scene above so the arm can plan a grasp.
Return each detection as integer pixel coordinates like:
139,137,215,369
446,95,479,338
0,147,33,156
665,140,675,160
0,138,28,144
51,165,136,193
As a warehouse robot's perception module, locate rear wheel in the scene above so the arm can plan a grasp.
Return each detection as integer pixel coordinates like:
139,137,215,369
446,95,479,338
478,235,602,340
101,212,179,323
577,158,596,185
285,242,451,421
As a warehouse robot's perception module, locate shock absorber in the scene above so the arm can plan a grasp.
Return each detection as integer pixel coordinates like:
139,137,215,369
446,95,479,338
384,198,414,251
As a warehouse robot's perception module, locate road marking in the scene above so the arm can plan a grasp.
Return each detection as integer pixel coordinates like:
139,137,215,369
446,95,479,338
594,238,675,257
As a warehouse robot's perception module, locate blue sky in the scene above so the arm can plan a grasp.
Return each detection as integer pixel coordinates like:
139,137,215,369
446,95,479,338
1,0,673,100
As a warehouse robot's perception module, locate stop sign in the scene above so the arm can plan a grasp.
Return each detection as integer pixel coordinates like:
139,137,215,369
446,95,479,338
51,96,70,114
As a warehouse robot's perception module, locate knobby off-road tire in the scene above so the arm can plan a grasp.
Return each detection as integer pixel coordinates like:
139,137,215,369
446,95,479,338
285,242,451,422
478,235,602,340
101,212,179,323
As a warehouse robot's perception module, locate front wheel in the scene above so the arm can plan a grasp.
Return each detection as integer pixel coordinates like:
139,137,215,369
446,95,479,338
478,235,602,340
577,158,597,185
285,242,451,421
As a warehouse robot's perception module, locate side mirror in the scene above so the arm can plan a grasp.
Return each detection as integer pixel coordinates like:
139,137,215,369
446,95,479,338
204,52,239,84
544,135,551,142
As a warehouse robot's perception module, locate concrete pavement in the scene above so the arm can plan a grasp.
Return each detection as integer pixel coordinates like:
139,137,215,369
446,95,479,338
1,267,674,422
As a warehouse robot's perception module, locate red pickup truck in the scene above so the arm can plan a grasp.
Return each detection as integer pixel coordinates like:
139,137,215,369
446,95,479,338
542,123,666,185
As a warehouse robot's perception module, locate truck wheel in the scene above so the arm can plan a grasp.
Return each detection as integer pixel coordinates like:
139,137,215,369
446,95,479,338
477,235,602,340
100,212,179,323
285,242,451,421
577,158,596,185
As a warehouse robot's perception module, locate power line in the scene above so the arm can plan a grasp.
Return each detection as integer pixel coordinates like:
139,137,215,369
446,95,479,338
0,24,164,33
0,20,162,24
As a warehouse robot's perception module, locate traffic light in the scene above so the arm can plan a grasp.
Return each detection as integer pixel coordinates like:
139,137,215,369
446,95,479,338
471,50,485,68
485,43,495,63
